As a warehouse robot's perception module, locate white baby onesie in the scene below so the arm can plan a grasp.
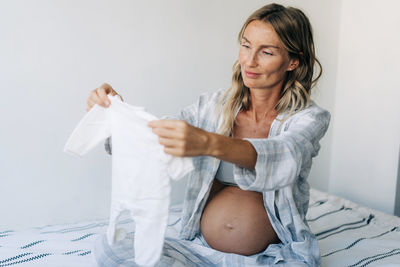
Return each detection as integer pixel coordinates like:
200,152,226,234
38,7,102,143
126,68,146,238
63,94,194,266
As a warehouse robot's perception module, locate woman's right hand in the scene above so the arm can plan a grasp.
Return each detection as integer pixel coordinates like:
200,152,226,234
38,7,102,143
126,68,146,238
86,83,123,112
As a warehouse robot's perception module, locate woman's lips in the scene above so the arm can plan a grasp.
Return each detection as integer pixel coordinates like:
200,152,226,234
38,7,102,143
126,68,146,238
244,70,261,78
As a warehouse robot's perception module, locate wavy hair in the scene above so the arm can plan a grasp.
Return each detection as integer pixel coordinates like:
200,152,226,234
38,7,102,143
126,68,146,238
215,3,322,136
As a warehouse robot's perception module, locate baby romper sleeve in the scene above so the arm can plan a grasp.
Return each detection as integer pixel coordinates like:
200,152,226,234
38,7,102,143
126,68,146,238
64,104,111,157
233,105,331,192
104,96,200,155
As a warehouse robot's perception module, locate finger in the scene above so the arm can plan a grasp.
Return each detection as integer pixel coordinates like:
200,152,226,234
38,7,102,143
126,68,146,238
97,88,110,107
99,83,113,94
148,119,185,129
151,127,184,139
87,89,102,106
86,98,96,111
99,83,124,101
163,147,183,157
157,136,180,147
86,94,98,107
92,89,108,107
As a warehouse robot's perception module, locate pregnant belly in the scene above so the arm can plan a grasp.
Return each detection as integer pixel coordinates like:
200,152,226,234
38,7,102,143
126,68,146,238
200,185,279,256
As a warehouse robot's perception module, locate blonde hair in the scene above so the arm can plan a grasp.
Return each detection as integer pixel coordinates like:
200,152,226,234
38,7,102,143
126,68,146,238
215,3,322,136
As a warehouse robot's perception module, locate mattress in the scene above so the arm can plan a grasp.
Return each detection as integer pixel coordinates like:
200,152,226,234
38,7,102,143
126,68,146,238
0,188,399,266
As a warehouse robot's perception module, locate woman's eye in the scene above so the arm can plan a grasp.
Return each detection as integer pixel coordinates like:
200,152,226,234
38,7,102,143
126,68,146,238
241,44,250,48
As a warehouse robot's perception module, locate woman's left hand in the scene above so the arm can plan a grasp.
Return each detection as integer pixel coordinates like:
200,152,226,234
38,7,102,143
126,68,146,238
147,119,210,157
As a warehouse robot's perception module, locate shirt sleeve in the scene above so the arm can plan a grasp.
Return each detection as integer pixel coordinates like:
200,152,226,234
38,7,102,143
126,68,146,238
104,97,200,155
233,106,331,192
65,104,111,157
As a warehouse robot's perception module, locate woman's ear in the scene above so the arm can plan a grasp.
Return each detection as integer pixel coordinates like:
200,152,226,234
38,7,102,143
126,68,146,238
287,58,299,71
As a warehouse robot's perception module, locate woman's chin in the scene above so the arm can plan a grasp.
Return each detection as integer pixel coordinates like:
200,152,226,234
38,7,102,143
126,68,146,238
242,77,266,88
243,82,266,90
243,80,258,88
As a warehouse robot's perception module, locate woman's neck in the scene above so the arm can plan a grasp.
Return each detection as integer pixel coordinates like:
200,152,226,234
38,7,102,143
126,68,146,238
247,87,281,123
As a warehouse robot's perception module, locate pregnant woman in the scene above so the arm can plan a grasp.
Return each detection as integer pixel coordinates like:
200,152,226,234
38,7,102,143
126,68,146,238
88,3,330,266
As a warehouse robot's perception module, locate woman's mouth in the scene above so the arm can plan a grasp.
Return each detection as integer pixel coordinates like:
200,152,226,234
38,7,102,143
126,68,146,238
244,70,261,78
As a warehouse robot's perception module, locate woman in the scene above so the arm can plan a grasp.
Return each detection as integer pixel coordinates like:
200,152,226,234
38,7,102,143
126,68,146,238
88,3,330,266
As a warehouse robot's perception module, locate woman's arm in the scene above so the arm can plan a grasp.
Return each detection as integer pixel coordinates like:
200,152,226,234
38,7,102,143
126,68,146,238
150,104,330,192
206,132,257,170
148,119,257,168
231,106,331,192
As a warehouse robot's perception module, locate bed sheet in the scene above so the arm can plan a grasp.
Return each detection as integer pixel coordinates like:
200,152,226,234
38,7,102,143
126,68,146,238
0,188,399,266
308,188,400,266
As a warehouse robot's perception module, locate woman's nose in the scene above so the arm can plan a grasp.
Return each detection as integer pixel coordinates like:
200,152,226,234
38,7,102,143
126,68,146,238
246,51,258,67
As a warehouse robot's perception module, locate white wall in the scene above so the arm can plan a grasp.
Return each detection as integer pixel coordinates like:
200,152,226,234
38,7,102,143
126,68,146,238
298,1,342,192
329,0,400,214
0,0,339,230
395,153,400,216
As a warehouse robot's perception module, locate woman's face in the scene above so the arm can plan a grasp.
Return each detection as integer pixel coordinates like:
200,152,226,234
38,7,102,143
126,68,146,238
238,20,297,91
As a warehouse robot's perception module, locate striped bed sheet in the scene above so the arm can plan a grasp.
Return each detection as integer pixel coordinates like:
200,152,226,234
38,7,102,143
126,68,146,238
308,188,400,266
0,188,399,267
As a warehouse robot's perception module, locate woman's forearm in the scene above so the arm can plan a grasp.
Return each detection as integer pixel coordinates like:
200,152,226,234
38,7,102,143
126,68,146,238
205,132,257,170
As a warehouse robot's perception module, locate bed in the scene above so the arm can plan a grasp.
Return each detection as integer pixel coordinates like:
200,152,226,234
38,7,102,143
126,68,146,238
1,188,399,267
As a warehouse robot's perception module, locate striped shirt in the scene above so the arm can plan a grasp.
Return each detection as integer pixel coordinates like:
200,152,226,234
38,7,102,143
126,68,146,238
104,88,331,266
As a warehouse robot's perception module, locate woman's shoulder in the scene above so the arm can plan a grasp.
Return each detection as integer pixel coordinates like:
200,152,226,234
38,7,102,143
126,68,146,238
306,100,331,122
277,100,331,135
193,88,227,126
196,88,227,105
287,100,331,122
